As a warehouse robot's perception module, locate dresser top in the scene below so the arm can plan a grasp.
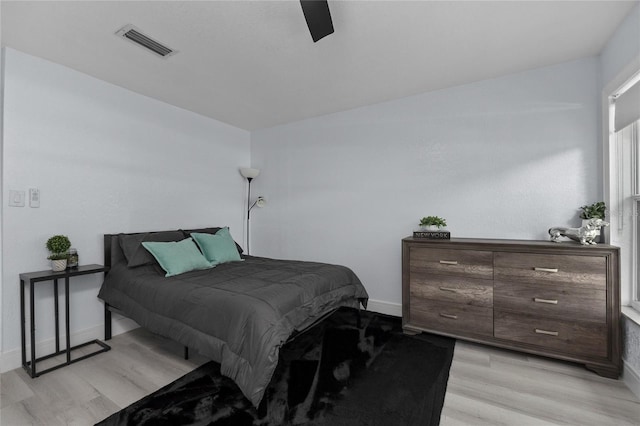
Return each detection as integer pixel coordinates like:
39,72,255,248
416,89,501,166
403,237,619,251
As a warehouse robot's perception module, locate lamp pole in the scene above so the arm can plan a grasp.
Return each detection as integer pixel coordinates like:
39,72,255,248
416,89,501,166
239,167,262,256
246,177,253,255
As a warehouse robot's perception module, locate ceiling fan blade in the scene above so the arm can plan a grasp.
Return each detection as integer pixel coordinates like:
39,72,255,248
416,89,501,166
300,0,334,42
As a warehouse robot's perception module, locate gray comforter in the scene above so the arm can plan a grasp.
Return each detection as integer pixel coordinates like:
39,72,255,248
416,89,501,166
98,256,368,406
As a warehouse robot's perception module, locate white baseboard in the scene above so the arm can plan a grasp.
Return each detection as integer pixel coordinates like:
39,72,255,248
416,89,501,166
0,315,139,374
623,359,640,400
366,299,402,317
111,314,140,336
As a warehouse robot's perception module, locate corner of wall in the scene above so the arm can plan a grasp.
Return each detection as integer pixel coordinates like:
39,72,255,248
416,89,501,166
366,299,402,317
1,46,6,355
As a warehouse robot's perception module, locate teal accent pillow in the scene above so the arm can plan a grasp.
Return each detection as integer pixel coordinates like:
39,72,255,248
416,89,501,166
191,228,242,264
141,238,213,277
182,227,244,254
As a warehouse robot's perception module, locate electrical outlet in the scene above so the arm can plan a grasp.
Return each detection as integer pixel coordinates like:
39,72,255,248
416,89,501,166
29,188,40,208
9,190,25,207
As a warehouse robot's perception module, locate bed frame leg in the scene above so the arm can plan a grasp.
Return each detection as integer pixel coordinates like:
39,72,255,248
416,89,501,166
184,346,189,360
104,303,112,341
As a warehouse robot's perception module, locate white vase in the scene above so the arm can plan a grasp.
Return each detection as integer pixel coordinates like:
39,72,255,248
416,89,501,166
582,218,602,243
51,259,67,272
582,219,601,233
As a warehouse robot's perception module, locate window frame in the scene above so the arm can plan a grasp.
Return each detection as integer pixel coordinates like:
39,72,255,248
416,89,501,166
632,193,640,313
604,59,640,316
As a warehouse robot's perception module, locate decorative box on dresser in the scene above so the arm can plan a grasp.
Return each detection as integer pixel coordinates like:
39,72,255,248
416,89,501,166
402,237,621,378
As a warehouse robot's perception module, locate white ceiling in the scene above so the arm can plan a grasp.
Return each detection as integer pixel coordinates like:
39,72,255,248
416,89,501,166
1,1,637,130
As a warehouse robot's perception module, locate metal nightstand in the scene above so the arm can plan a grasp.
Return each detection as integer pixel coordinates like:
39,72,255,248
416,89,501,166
20,264,111,378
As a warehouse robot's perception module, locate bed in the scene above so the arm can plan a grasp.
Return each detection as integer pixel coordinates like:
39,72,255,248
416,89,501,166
98,227,368,407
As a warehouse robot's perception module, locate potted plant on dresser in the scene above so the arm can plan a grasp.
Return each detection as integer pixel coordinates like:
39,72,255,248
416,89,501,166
580,202,606,242
46,235,71,272
415,216,450,239
419,216,447,231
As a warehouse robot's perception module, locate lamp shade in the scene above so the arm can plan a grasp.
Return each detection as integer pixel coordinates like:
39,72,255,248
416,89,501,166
240,167,260,179
255,196,267,208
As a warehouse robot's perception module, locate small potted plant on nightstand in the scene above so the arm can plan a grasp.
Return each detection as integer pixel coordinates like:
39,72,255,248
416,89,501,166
46,235,71,272
419,216,447,231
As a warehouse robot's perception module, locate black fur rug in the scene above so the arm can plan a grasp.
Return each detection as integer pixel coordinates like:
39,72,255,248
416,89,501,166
97,308,455,426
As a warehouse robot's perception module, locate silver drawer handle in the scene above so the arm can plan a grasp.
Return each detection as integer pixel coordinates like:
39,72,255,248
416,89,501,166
439,260,458,265
534,298,558,305
439,287,458,292
535,328,559,336
534,267,559,273
440,313,458,320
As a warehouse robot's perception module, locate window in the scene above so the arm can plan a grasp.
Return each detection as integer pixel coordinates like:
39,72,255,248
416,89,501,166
610,71,640,312
615,121,640,311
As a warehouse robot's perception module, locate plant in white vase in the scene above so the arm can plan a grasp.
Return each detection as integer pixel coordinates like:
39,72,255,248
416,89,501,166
46,235,71,272
579,202,606,242
580,202,606,221
419,216,447,231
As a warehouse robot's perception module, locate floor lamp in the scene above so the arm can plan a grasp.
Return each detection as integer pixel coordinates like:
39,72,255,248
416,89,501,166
240,167,266,255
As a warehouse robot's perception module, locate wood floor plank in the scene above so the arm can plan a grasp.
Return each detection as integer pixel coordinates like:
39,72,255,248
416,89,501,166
83,395,121,424
443,341,640,425
15,367,100,410
441,392,561,426
54,395,120,426
1,395,67,426
0,370,34,408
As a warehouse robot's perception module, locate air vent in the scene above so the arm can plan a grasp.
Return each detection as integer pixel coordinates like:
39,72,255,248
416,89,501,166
115,24,176,58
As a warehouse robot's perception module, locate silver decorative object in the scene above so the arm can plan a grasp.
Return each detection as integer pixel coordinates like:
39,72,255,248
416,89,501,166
548,218,609,245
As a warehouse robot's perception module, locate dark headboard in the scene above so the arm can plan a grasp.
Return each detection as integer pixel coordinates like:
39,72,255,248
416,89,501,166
103,231,145,272
104,234,114,270
104,233,126,272
104,229,177,271
104,227,244,274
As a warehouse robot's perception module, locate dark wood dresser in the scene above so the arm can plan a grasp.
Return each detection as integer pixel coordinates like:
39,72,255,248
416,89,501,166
402,237,621,378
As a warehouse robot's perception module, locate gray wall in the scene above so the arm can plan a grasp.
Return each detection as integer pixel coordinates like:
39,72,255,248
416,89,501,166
251,57,601,309
1,48,250,368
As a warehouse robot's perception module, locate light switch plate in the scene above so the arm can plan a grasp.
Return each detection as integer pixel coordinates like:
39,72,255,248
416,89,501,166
9,190,25,207
29,188,40,208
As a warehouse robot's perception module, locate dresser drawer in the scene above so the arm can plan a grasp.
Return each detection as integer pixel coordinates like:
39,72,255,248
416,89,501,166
494,310,607,358
494,280,606,323
409,247,493,279
410,275,492,308
410,299,493,337
494,252,606,288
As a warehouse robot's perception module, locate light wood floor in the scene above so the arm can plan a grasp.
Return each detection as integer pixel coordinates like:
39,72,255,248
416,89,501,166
1,327,639,425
